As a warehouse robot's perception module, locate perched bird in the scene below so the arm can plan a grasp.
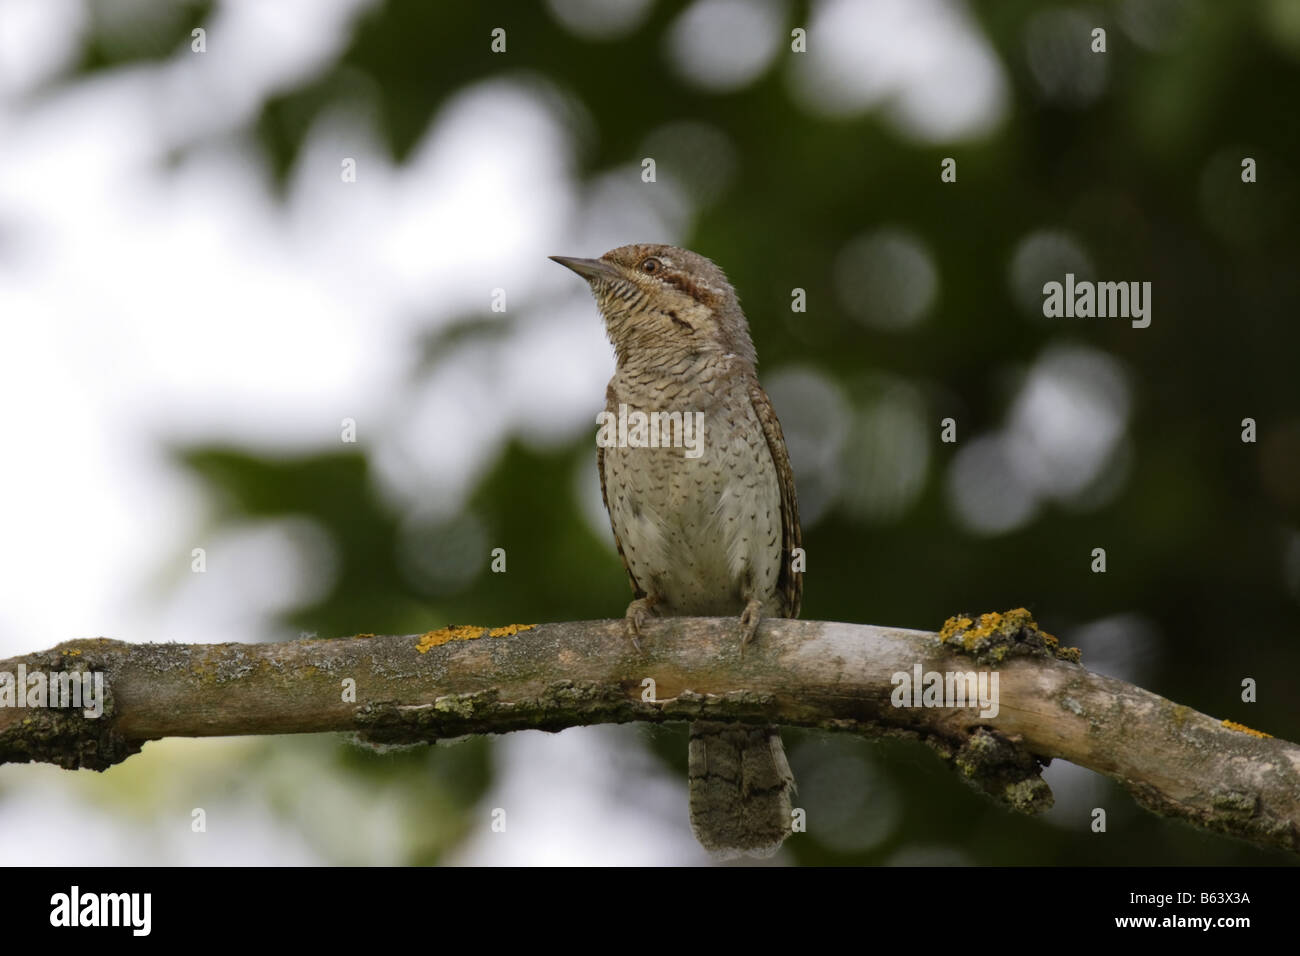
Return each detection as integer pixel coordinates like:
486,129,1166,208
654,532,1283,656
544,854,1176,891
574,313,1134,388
551,244,802,857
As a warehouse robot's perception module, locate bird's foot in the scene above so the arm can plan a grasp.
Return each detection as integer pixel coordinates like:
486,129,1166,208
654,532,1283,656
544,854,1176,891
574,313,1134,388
738,598,764,653
624,596,658,653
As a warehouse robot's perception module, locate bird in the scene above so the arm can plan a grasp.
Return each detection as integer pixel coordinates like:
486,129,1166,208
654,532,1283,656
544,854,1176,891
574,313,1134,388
551,243,802,858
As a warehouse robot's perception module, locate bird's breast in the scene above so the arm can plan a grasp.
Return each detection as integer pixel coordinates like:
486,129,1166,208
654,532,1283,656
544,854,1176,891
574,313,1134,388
601,370,783,616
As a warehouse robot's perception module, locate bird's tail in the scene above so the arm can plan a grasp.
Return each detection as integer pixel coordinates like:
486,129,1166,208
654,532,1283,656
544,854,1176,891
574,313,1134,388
687,721,795,858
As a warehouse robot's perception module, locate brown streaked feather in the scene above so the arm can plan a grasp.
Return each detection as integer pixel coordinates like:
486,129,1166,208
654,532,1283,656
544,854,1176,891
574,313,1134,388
748,379,802,618
598,387,646,600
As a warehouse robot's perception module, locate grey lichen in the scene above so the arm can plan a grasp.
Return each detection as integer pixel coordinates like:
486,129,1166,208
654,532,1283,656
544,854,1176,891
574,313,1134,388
0,644,144,771
951,727,1054,814
433,691,497,719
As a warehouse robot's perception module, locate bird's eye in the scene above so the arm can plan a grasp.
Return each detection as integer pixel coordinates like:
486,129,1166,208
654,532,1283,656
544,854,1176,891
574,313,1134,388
640,257,662,274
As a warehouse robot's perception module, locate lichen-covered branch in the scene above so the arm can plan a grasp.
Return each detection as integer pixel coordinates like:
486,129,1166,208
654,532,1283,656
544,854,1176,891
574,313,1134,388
1,610,1296,855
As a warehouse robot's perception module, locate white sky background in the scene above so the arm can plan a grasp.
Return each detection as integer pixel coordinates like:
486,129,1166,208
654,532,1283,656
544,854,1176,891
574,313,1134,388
0,0,1145,865
0,0,652,866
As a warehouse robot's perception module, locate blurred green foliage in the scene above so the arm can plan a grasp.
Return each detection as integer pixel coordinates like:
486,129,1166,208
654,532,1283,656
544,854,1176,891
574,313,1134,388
67,0,1300,863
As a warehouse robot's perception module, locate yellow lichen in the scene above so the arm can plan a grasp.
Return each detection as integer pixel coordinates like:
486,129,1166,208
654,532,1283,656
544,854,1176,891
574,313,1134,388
417,626,486,652
488,624,535,638
939,607,1080,662
939,616,973,643
1222,719,1272,739
963,611,1003,649
416,624,535,653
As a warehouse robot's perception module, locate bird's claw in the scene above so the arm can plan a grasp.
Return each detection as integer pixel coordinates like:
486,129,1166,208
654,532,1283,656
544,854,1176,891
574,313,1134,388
738,599,763,655
625,597,656,653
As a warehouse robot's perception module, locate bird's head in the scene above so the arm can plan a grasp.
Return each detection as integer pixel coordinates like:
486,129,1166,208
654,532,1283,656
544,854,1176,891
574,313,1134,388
551,243,756,368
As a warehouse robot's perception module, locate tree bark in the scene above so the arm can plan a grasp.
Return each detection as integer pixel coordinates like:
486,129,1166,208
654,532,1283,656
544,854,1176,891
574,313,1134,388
1,611,1295,855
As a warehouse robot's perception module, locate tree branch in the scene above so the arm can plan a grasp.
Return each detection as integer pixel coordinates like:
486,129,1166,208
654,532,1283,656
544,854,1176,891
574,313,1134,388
1,611,1295,855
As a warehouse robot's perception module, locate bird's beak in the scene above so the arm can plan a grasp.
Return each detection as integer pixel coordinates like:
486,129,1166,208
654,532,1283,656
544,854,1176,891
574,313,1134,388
549,255,618,281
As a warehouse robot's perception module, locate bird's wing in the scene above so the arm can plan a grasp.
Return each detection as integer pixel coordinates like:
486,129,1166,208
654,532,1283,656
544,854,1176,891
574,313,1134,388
749,379,803,618
599,385,646,599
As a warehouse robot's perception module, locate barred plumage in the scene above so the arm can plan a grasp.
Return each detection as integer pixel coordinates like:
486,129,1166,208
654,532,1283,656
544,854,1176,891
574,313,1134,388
553,244,803,857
